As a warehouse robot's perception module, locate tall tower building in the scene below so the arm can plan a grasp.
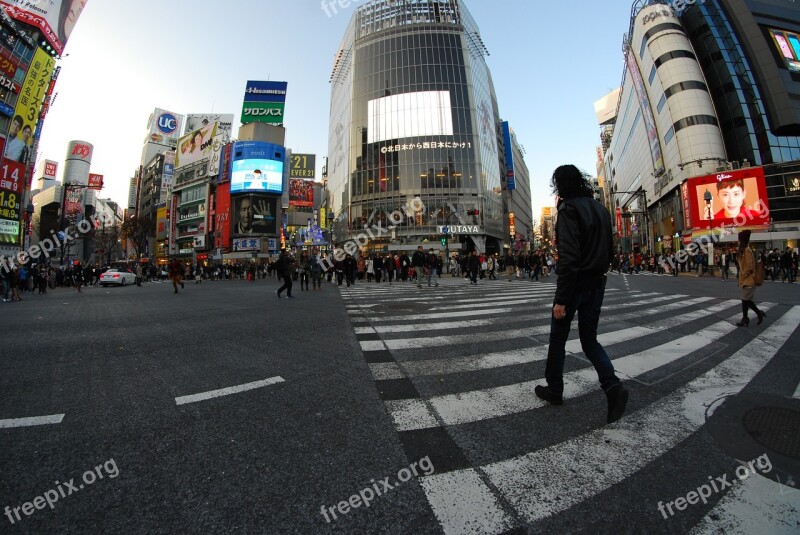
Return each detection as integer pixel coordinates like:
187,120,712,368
327,0,506,254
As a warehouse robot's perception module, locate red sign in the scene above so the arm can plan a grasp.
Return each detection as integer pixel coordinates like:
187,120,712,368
88,173,104,190
681,181,692,230
615,207,622,237
71,144,91,158
215,183,231,249
684,167,770,228
44,161,57,178
0,158,24,193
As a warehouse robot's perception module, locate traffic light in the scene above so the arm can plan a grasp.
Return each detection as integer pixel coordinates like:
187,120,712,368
440,237,447,246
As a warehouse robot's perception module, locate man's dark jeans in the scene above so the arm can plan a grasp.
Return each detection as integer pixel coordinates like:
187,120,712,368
545,275,620,395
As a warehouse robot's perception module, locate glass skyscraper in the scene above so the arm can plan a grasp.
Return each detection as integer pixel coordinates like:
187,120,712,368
327,0,504,253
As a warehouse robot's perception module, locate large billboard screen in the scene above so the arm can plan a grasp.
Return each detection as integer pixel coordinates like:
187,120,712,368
185,113,234,142
145,108,184,146
0,0,87,56
175,122,218,169
769,28,800,72
625,48,664,176
4,48,55,163
231,159,283,194
232,194,278,236
289,179,314,207
367,91,454,144
241,80,287,125
684,167,770,228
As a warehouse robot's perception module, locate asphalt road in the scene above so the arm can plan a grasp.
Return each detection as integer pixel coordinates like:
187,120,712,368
1,271,798,534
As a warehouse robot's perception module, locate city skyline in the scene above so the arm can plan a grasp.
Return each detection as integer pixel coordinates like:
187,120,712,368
33,0,631,222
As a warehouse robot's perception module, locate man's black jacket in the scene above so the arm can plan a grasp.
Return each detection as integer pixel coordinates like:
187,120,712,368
555,195,613,305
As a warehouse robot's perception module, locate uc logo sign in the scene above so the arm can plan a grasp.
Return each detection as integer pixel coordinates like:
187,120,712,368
157,113,178,135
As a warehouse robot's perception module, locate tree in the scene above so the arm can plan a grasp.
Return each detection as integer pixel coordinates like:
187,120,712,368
95,219,122,265
121,214,153,261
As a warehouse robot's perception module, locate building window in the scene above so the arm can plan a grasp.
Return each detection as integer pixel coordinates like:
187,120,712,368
649,65,657,85
657,94,667,113
640,23,685,58
673,114,719,133
653,49,696,68
664,126,675,144
664,80,708,98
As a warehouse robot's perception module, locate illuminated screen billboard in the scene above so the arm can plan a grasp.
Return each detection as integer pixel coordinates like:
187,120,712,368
0,0,87,56
229,141,284,194
684,167,770,229
769,28,800,72
231,159,283,194
232,194,278,236
367,91,454,144
289,179,314,207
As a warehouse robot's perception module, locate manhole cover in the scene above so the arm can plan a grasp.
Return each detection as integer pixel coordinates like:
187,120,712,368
742,407,800,459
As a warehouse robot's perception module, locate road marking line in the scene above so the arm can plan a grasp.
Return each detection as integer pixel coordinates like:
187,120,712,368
689,465,800,535
0,414,65,429
481,306,800,524
175,376,285,405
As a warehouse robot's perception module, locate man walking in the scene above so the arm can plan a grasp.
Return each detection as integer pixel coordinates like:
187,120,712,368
411,246,426,288
425,248,440,287
168,258,184,294
535,165,629,424
275,249,295,298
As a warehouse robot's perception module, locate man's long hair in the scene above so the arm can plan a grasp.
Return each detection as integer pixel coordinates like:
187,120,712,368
551,165,594,199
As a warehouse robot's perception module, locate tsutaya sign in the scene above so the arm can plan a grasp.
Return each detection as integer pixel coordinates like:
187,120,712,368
438,225,481,234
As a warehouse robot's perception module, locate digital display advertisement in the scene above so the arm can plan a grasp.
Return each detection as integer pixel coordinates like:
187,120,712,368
769,28,800,72
289,179,314,207
232,194,278,236
367,90,454,144
175,121,218,169
0,0,87,56
684,167,770,229
231,159,283,194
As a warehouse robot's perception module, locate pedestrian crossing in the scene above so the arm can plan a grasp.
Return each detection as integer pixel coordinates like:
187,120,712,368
339,278,800,533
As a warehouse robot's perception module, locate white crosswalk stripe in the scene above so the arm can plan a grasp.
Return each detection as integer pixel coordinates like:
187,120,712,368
339,281,800,533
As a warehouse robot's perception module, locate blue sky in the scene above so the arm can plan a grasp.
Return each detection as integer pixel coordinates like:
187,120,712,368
35,0,633,220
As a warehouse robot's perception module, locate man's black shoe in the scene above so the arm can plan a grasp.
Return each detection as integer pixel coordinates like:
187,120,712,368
606,384,629,424
535,385,563,406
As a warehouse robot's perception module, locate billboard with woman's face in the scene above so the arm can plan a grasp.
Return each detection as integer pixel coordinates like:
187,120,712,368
0,0,88,56
684,167,770,229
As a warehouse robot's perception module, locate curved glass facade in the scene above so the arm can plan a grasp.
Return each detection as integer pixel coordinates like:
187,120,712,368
328,0,503,252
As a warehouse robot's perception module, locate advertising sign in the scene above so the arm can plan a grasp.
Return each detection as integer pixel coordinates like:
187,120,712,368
65,140,92,164
501,121,516,191
0,152,20,244
625,48,664,176
185,113,234,143
289,153,316,179
146,108,184,146
231,194,278,236
43,159,57,180
4,48,55,163
289,179,314,208
175,122,218,169
769,28,800,72
88,173,103,190
241,102,285,125
64,186,82,226
0,0,87,56
684,168,770,228
233,237,261,251
231,159,283,194
615,207,622,237
218,142,232,184
243,80,288,102
785,175,800,197
169,193,178,255
207,134,224,176
319,207,327,229
160,151,175,194
156,206,168,240
214,183,231,251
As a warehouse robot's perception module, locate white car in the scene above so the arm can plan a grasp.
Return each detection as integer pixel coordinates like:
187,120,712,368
100,268,136,287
